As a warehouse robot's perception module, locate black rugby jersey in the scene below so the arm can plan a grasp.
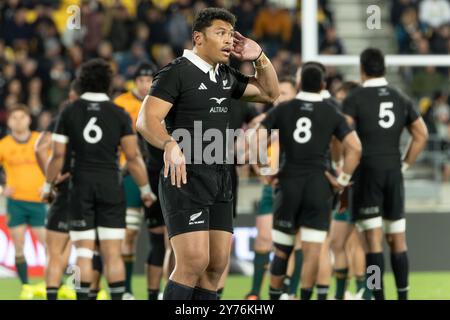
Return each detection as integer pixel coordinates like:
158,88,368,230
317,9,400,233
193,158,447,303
342,77,419,169
261,91,353,177
47,117,73,174
54,92,134,173
149,49,250,164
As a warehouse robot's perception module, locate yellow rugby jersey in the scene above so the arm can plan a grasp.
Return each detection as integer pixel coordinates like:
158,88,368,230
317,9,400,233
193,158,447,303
114,91,142,131
0,132,45,203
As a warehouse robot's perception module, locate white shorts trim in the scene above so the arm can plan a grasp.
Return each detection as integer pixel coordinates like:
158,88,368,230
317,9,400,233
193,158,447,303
70,229,96,241
272,229,295,246
97,227,125,240
126,208,144,230
300,227,327,243
76,248,94,259
356,216,383,232
383,218,406,234
51,133,69,144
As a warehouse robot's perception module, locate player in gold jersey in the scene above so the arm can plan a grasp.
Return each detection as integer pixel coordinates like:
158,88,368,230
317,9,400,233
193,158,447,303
0,105,47,299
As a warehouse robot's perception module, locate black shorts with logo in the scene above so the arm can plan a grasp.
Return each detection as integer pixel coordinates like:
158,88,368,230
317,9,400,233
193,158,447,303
159,164,234,239
351,165,405,222
46,180,70,233
68,171,126,231
145,167,165,229
273,171,334,234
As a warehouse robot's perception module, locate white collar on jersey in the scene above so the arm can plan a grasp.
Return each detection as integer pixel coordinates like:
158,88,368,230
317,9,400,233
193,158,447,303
182,49,220,83
80,92,110,101
320,90,331,99
363,77,388,87
296,91,323,102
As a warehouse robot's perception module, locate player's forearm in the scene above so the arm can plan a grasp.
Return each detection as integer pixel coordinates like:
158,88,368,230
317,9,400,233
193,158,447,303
137,115,171,150
45,155,64,183
35,150,49,175
127,156,149,187
403,135,427,166
253,54,280,102
330,137,343,167
342,146,361,175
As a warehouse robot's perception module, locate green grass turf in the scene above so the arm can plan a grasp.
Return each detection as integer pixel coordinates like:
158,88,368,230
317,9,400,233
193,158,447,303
1,272,450,300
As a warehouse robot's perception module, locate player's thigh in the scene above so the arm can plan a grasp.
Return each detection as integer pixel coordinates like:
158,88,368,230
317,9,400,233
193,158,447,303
27,202,47,229
272,177,304,240
46,229,70,255
383,168,406,229
6,199,27,228
46,185,70,234
68,176,96,231
208,230,233,272
329,219,353,250
170,231,210,267
300,172,333,233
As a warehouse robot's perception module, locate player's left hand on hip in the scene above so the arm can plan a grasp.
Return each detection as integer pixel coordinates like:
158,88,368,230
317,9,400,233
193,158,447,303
55,172,71,185
141,192,157,208
324,171,345,194
231,31,262,61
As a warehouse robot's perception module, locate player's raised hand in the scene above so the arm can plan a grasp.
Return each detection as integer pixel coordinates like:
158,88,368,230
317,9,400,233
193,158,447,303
163,140,187,188
231,31,263,62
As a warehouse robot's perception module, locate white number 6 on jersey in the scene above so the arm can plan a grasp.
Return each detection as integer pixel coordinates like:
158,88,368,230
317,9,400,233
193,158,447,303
83,117,103,144
293,117,312,144
379,102,395,129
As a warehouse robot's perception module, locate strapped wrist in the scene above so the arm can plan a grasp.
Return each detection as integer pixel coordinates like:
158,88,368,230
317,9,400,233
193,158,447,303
336,172,352,187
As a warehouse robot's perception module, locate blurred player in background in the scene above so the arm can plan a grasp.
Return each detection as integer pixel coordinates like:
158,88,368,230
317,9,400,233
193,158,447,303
328,81,367,300
245,76,297,300
34,80,80,300
0,106,47,299
342,48,428,300
43,59,155,300
114,61,168,300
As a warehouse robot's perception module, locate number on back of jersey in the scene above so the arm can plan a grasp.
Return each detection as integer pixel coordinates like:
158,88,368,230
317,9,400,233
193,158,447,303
83,117,103,144
378,102,395,129
293,117,312,144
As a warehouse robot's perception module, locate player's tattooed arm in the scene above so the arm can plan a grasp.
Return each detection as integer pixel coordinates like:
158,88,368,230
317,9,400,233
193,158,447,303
34,131,52,175
403,117,428,171
231,31,279,103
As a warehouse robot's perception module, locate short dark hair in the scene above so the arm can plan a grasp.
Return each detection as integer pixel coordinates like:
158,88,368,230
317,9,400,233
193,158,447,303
301,65,324,93
70,79,81,96
134,61,157,80
337,81,360,95
78,58,113,94
302,61,326,74
192,8,236,33
360,48,385,77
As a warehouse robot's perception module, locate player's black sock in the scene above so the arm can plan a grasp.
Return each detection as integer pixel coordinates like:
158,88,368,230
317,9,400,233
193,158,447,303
390,251,409,300
76,282,91,300
109,281,126,300
300,287,313,300
122,254,134,294
192,286,218,300
316,284,329,300
366,252,385,300
250,251,270,295
269,287,283,300
15,256,28,284
356,275,366,293
46,287,59,300
288,249,303,295
163,280,194,300
217,287,224,300
148,289,159,300
88,289,100,300
334,268,349,300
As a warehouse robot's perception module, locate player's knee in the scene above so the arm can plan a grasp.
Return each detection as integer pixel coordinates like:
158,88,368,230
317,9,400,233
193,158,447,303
270,244,292,276
329,235,346,253
147,232,165,267
272,230,295,258
76,247,95,260
180,251,209,276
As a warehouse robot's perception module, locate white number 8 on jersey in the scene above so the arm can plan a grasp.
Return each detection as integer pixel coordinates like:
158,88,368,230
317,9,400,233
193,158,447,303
293,117,312,144
83,117,103,144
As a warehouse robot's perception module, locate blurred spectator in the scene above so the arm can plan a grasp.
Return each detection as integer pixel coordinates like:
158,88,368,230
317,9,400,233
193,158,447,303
167,3,192,57
231,0,257,37
391,0,418,26
419,0,450,29
411,66,449,99
395,6,428,53
429,24,450,53
253,2,292,57
319,26,344,54
106,4,134,52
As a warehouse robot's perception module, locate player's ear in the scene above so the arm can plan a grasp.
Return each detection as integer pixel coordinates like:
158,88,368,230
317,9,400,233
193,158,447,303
193,31,204,46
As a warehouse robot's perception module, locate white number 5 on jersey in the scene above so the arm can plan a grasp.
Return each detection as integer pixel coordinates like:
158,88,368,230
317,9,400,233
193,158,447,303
83,117,103,144
379,102,395,129
293,117,312,144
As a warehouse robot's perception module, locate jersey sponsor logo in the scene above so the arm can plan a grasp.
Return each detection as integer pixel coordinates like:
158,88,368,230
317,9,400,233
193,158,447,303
300,103,314,112
189,211,205,225
223,79,231,90
198,83,208,90
209,106,228,113
209,97,227,105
